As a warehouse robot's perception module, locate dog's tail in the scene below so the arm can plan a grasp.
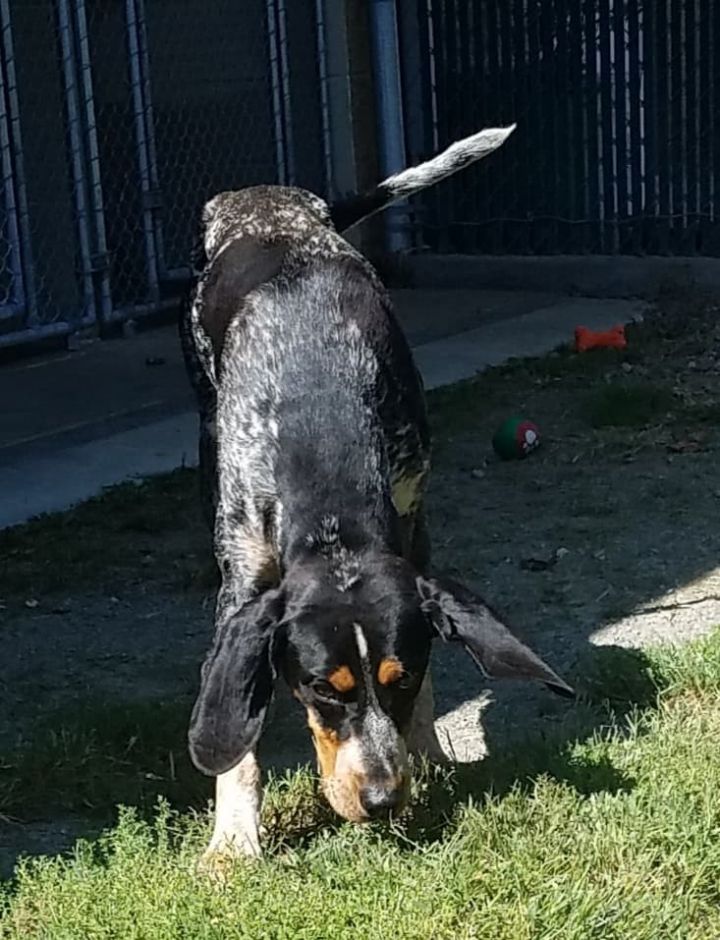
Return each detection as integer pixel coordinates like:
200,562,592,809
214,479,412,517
330,124,516,234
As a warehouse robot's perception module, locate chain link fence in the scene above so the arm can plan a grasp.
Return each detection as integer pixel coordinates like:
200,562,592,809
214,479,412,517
9,1,711,350
0,0,329,349
402,0,720,257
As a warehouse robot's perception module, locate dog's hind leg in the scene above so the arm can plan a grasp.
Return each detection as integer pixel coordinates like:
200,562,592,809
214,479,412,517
180,292,219,532
407,672,447,764
198,407,219,533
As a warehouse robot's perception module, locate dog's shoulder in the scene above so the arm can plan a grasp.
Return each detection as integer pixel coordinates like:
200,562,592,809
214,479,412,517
202,186,332,260
198,236,289,363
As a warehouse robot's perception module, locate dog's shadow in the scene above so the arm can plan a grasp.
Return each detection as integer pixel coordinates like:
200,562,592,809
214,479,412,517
263,643,658,854
399,648,651,850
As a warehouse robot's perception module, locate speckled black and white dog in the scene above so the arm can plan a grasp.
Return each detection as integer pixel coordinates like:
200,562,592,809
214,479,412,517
180,125,573,869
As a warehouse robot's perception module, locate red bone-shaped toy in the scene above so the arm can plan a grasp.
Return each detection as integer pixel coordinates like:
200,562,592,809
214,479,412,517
575,324,627,352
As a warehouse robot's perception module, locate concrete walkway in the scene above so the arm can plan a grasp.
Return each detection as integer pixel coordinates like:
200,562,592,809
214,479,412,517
0,289,644,528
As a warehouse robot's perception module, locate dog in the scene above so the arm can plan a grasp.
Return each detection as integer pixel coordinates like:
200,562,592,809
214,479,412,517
179,124,573,869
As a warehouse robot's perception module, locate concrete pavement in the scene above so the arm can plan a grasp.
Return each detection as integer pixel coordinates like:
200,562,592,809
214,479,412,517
0,289,645,528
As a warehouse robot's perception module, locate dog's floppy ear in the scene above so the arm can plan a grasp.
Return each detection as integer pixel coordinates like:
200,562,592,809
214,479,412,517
188,588,284,776
417,576,574,698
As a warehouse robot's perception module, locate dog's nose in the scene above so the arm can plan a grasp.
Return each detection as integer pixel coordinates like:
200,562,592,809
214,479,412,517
360,785,401,819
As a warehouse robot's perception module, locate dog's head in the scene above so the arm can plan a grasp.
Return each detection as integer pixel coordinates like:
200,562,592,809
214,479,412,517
188,554,573,822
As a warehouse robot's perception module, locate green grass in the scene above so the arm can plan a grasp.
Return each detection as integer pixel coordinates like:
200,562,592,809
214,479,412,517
0,699,207,820
3,631,720,938
584,383,676,429
0,469,214,602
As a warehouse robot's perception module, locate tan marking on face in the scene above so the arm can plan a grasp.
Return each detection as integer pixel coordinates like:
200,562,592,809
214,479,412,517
377,657,404,686
306,709,341,780
306,709,411,823
328,665,356,693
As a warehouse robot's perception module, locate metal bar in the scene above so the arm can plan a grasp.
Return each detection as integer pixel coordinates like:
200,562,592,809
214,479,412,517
0,308,96,350
0,11,24,313
613,0,628,251
103,296,181,323
486,0,501,253
464,0,479,254
569,0,586,251
125,0,160,301
710,0,717,237
134,0,167,274
643,0,658,251
265,0,287,184
669,0,682,253
0,301,24,318
698,0,712,251
0,321,73,349
539,0,559,253
1,0,36,321
497,0,515,252
73,0,114,321
396,0,427,170
371,0,409,151
424,0,443,251
556,0,573,252
627,0,643,253
433,0,452,251
424,0,439,154
513,0,530,253
526,0,543,252
56,0,97,328
711,0,719,251
276,0,296,185
597,0,615,252
369,0,411,252
313,0,333,196
682,0,699,252
583,0,601,252
657,0,672,253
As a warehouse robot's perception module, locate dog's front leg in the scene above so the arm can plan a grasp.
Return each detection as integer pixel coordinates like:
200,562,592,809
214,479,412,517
200,750,263,876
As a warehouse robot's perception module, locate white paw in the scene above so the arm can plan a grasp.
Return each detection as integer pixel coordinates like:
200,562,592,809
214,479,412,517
197,832,262,881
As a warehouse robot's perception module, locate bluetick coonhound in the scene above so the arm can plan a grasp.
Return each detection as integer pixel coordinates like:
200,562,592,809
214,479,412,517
179,125,573,868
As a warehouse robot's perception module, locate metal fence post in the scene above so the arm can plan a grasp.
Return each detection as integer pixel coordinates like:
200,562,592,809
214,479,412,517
74,0,113,324
126,0,160,304
369,0,411,252
0,15,24,319
134,0,168,277
314,0,334,196
56,0,97,330
0,0,36,323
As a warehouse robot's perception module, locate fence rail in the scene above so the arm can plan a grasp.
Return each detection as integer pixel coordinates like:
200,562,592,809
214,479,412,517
0,0,328,349
405,0,720,257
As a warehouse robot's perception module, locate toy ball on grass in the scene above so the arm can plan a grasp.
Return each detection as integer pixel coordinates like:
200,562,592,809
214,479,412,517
492,417,541,460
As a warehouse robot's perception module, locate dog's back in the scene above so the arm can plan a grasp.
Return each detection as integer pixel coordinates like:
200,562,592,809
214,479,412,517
190,188,430,566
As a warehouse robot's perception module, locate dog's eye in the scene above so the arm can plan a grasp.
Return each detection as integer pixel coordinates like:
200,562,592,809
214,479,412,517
396,673,415,690
312,679,340,700
382,671,415,691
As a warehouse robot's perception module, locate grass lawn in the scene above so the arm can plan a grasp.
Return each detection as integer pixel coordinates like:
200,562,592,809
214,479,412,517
1,630,720,938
